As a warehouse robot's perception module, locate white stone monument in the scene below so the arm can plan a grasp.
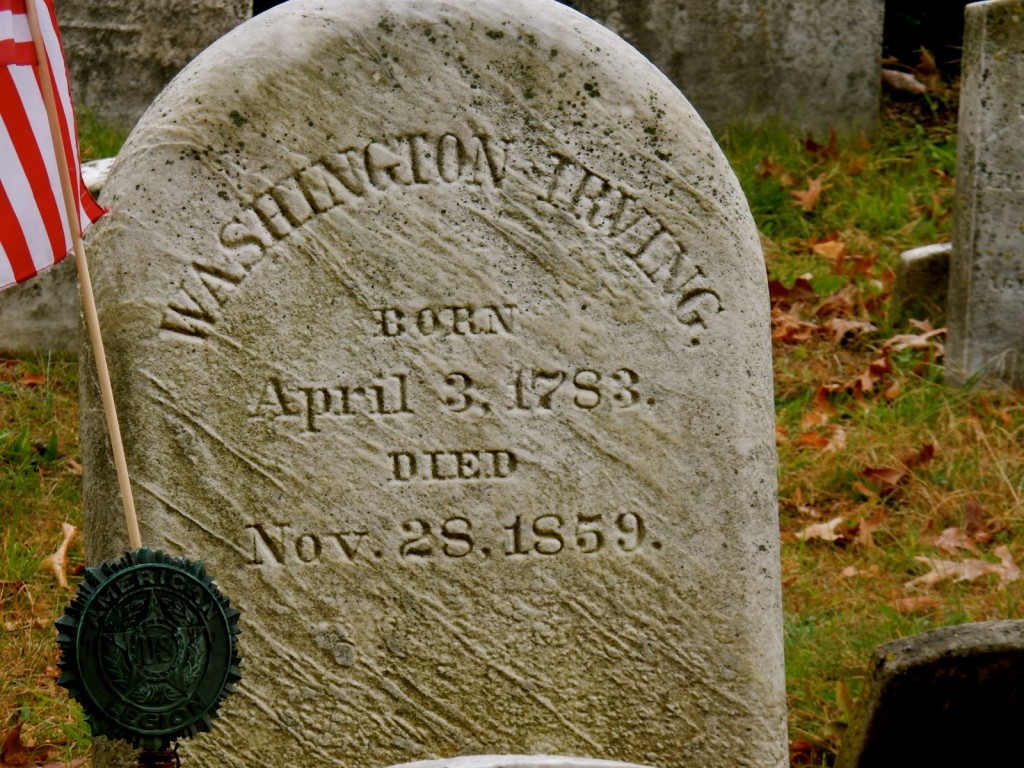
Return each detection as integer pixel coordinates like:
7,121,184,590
947,0,1024,388
82,1,786,766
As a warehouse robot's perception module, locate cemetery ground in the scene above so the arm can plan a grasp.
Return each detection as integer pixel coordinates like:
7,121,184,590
2,87,1023,767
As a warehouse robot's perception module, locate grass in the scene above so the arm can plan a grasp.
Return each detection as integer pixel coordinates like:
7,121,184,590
0,357,88,763
3,87,1023,767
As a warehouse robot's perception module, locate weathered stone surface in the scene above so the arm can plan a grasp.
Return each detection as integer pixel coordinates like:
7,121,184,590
563,0,883,134
53,0,250,130
947,0,1024,388
891,242,951,324
838,620,1024,768
0,158,114,357
395,756,654,768
83,1,784,766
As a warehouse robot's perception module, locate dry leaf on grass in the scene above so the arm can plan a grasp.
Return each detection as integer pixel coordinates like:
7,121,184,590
18,372,46,388
768,275,818,309
905,545,1020,589
892,596,940,613
821,318,877,345
40,523,77,590
884,322,946,356
0,721,57,766
814,284,859,318
771,308,818,343
795,516,845,543
810,238,845,262
858,444,935,497
853,507,886,548
964,497,993,543
933,527,979,556
790,174,832,212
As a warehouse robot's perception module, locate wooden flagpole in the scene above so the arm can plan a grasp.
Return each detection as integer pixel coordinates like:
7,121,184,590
24,0,142,551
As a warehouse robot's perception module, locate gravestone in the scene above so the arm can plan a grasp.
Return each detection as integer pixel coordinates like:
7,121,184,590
947,0,1024,388
838,620,1024,767
0,157,114,357
891,242,951,324
53,0,250,130
563,0,884,134
82,1,785,766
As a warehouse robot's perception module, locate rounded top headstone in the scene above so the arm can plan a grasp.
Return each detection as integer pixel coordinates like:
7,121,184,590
84,1,785,767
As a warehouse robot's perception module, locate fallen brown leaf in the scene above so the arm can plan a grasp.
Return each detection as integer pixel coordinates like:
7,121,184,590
19,371,46,388
884,324,946,355
815,284,859,319
790,174,832,213
851,480,878,499
934,527,978,556
768,275,818,308
854,507,886,548
0,721,58,766
893,596,940,613
803,129,839,160
795,516,845,543
862,465,907,489
822,317,877,345
964,497,992,542
771,308,818,343
795,431,831,450
40,523,77,590
846,350,893,394
905,546,1020,589
898,443,935,470
810,238,845,262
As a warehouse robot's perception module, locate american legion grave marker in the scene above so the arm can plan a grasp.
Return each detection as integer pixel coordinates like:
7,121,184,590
82,1,786,766
946,0,1024,388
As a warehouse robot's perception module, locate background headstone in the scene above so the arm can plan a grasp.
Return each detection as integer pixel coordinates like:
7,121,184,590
0,158,114,358
838,620,1024,768
83,1,786,766
891,242,951,324
562,0,884,135
946,0,1024,388
53,0,251,130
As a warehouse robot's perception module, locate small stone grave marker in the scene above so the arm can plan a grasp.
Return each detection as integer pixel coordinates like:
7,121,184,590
83,1,786,766
947,0,1024,387
838,620,1024,768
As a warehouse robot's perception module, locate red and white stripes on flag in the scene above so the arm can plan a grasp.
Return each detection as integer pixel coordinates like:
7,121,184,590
0,0,104,289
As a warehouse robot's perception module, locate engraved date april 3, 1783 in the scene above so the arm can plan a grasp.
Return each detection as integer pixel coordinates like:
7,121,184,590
249,367,645,432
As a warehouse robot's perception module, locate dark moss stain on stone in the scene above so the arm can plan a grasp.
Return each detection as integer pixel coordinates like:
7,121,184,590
377,16,394,33
228,109,248,127
486,29,504,39
583,81,600,98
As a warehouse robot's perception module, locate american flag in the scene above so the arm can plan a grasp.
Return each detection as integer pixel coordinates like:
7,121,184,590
0,0,104,289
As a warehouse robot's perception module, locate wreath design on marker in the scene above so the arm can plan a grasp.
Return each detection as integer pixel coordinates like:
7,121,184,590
55,548,241,750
